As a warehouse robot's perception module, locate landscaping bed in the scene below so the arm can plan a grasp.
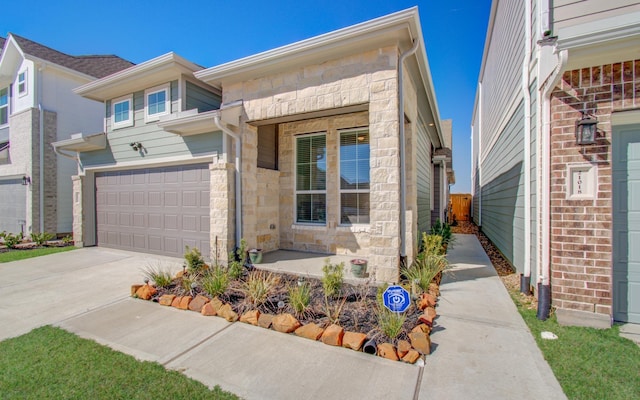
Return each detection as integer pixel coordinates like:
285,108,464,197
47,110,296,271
132,230,453,364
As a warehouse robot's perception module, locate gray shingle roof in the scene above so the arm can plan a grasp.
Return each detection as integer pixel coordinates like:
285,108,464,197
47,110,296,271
9,34,134,78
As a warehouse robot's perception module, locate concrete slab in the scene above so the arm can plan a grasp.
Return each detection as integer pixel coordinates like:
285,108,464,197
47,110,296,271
167,322,420,400
421,234,566,400
0,247,182,341
259,250,369,284
619,323,640,345
58,299,231,364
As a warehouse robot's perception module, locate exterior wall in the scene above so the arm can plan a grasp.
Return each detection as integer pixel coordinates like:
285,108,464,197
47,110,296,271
549,59,640,317
81,81,223,168
416,122,432,235
13,59,36,113
185,81,221,112
209,162,235,263
553,1,640,32
223,46,406,282
481,101,526,274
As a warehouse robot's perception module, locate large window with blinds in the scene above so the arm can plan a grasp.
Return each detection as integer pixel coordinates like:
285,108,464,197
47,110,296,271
339,129,370,224
296,133,327,224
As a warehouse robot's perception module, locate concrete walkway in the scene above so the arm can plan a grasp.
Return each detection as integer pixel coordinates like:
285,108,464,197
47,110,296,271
0,236,567,399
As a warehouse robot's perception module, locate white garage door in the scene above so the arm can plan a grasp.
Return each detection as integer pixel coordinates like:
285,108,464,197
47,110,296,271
613,124,640,323
95,164,210,259
0,178,27,234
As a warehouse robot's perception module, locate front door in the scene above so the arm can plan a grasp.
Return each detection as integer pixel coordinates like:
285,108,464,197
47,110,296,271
613,123,640,323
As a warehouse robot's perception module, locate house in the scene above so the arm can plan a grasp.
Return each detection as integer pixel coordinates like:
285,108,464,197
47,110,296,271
472,0,640,327
60,7,452,283
0,34,132,236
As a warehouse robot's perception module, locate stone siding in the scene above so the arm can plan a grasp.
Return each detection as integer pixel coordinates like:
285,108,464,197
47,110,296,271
222,46,417,282
549,59,640,317
210,162,235,264
256,167,280,252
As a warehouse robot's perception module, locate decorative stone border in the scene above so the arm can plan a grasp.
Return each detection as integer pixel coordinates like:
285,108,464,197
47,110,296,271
131,282,440,364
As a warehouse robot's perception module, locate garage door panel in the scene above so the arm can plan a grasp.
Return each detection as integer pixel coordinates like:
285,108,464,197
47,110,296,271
95,163,210,260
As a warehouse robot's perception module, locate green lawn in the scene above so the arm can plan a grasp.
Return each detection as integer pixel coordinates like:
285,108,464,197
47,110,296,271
0,246,76,263
509,290,640,400
0,326,240,400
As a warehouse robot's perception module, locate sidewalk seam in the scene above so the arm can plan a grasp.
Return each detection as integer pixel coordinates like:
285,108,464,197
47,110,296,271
162,323,234,366
412,361,425,400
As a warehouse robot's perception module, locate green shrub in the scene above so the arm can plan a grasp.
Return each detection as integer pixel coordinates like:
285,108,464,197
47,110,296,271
30,232,54,246
0,231,24,249
227,239,247,280
184,246,206,275
242,270,279,307
321,259,344,298
422,233,444,255
61,235,74,245
288,283,312,317
201,266,229,298
142,264,174,288
430,219,455,248
376,306,407,341
402,254,449,293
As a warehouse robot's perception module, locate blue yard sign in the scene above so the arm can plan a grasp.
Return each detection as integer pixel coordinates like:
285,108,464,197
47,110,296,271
382,285,410,313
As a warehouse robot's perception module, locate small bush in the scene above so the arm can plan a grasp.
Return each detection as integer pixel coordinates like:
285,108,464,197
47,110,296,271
227,238,247,280
321,259,344,298
288,283,311,317
62,235,73,245
142,264,174,288
201,266,229,298
402,254,449,293
422,233,444,255
184,246,206,275
430,219,455,248
30,232,54,246
376,306,407,341
242,270,279,307
0,231,24,249
181,274,198,295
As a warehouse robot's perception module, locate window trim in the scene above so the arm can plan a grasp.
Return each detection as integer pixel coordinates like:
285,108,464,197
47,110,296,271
111,94,134,130
338,128,370,226
0,86,9,127
294,132,327,225
144,83,170,123
17,70,27,97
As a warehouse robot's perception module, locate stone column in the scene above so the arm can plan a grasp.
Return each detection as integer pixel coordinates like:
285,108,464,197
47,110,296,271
210,162,235,265
71,175,84,247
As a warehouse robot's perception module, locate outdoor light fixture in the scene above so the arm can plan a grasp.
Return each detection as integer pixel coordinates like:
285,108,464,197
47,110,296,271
575,112,598,145
130,142,143,151
22,175,31,186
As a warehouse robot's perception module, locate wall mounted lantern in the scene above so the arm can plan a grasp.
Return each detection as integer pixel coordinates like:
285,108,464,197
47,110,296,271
130,142,143,151
22,175,31,186
575,113,597,145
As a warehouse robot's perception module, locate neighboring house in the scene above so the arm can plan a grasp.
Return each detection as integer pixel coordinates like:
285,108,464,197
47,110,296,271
472,0,640,327
60,8,452,283
0,34,132,236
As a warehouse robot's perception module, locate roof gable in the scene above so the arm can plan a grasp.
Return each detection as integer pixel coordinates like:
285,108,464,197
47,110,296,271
9,34,134,78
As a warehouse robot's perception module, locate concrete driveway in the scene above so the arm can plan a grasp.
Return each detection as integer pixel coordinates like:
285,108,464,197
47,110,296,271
0,247,183,341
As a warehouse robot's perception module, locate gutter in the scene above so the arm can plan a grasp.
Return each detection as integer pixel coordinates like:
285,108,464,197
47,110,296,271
213,106,243,248
398,38,419,260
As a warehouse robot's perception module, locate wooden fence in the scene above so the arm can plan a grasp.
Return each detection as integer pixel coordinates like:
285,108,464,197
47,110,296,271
450,194,472,222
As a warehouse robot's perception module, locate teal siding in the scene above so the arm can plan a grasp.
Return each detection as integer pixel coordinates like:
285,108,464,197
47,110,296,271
416,123,432,235
82,81,222,167
186,81,221,112
480,100,526,273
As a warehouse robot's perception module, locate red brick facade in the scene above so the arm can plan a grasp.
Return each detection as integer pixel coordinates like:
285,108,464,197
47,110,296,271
549,60,640,317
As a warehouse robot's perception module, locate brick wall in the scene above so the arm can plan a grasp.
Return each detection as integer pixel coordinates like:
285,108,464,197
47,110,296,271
549,59,640,317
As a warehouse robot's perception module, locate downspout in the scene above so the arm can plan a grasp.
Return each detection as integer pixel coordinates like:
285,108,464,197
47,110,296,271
37,64,45,233
214,113,242,248
521,0,533,295
537,47,567,320
398,38,419,260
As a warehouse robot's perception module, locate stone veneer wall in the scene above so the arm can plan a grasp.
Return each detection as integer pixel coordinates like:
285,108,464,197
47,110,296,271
256,167,280,252
222,46,414,282
549,59,640,318
210,162,235,263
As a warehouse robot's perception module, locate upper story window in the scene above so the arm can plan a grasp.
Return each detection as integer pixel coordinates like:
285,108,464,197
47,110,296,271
144,84,170,122
339,129,370,224
0,141,9,165
295,133,327,224
111,94,133,130
0,87,8,126
17,71,27,96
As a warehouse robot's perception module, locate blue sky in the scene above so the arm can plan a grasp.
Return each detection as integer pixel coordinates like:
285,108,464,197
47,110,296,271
2,0,491,193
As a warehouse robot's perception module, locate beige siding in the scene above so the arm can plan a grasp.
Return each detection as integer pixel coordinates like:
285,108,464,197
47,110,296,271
553,0,640,31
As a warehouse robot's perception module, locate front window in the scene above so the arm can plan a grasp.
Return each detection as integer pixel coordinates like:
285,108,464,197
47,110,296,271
0,87,8,126
339,129,370,224
296,133,326,224
0,142,9,164
111,95,133,129
145,84,170,122
17,71,27,95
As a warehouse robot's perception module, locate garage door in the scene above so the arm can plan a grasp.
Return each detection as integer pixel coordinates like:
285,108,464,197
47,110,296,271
95,164,210,259
613,124,640,323
0,178,27,234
